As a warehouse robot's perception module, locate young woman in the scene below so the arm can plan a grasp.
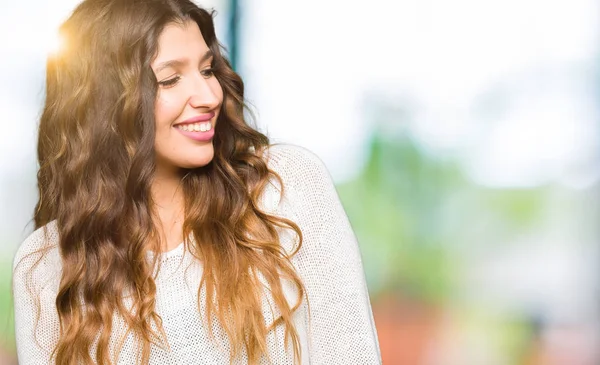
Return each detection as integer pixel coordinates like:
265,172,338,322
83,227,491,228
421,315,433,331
12,0,381,363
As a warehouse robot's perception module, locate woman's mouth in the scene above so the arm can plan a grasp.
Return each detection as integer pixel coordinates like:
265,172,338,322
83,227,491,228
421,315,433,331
176,121,212,132
173,112,216,142
174,121,215,142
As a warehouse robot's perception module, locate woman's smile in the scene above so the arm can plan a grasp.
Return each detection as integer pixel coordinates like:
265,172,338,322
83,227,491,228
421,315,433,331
173,111,216,141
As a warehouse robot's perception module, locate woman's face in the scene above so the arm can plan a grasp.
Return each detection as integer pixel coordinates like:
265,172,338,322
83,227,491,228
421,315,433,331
151,20,223,177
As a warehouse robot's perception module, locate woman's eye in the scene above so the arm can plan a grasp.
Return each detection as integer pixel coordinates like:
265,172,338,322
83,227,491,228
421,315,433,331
200,68,215,78
158,76,181,87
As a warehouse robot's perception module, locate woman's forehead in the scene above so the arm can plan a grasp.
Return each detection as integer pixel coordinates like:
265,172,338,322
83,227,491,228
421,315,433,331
152,20,209,70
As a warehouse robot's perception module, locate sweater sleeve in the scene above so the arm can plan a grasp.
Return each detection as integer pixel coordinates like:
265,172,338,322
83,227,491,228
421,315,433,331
268,145,382,364
12,223,61,365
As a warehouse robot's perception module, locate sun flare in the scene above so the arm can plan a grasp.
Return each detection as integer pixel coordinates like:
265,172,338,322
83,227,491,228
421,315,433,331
45,30,66,57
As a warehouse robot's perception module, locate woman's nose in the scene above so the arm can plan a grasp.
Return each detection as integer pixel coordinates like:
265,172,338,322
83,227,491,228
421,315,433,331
188,74,220,110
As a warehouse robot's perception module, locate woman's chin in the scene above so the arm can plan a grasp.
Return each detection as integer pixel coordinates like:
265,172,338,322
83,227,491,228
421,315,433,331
185,150,215,169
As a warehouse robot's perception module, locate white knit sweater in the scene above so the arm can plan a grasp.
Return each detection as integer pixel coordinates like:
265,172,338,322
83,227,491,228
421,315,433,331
13,144,381,364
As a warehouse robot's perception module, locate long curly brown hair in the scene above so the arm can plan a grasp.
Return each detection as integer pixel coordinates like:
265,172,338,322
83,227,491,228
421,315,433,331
33,0,305,363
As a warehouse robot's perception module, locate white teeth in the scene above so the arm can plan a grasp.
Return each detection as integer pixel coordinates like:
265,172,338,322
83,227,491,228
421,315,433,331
177,122,212,132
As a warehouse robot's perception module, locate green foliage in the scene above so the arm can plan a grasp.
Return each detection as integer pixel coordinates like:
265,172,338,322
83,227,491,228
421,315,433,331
0,257,15,353
338,135,464,302
478,188,548,229
337,133,547,304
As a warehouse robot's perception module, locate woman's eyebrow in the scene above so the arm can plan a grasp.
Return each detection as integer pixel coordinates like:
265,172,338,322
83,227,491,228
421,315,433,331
155,58,187,73
154,50,214,73
201,49,214,63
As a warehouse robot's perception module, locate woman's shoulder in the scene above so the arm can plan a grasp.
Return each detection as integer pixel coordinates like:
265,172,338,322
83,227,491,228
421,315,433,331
13,220,61,278
263,143,331,184
260,144,338,219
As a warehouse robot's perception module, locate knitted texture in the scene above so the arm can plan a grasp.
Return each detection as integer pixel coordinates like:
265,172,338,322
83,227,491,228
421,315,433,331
13,144,381,364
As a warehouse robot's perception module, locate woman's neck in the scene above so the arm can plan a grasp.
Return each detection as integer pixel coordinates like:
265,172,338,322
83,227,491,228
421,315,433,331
151,170,185,252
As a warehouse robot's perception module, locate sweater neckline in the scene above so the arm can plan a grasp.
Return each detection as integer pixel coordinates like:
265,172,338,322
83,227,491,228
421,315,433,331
147,241,185,260
161,241,185,258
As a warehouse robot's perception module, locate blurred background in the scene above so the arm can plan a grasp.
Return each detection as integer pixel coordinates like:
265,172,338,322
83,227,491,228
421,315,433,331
1,0,598,364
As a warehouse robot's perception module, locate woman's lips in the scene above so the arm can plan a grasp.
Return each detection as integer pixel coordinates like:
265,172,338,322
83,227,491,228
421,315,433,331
175,111,215,126
175,125,215,142
173,112,216,142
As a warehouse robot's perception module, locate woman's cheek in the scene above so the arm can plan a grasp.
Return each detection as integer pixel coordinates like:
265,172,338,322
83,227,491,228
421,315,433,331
155,92,183,127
